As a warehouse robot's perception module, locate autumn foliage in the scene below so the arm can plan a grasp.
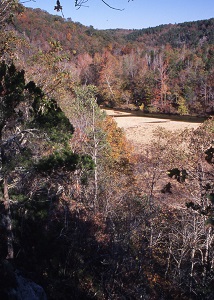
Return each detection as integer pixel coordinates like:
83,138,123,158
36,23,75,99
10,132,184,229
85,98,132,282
0,4,213,300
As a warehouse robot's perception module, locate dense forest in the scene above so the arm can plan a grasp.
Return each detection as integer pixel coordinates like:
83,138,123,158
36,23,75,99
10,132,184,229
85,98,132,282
0,1,214,299
8,5,214,116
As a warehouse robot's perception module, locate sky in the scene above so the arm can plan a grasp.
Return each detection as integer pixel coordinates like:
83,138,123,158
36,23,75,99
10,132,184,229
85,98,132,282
23,0,214,30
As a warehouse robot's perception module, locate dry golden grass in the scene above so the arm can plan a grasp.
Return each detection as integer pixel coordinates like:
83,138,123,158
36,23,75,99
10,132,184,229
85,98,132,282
105,109,202,152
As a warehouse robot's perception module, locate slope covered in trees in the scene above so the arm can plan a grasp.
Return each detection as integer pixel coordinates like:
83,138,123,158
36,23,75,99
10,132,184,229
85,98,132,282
10,6,214,116
126,18,214,46
0,2,213,299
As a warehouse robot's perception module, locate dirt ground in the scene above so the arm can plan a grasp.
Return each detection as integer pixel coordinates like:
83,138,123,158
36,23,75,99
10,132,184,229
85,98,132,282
105,109,202,151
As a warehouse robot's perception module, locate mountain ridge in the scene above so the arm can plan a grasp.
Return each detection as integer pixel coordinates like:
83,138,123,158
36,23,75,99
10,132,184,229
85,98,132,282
13,6,214,54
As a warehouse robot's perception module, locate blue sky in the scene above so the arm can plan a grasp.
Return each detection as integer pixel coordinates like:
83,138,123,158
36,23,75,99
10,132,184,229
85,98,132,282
23,0,214,30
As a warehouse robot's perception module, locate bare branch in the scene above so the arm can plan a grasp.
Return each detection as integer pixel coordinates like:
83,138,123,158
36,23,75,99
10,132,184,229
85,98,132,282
101,0,124,11
20,0,36,3
2,129,40,148
75,0,125,11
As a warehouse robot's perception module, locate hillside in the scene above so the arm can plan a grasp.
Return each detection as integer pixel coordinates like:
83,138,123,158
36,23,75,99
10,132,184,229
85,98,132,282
125,18,214,47
13,7,214,52
8,6,214,116
12,7,128,55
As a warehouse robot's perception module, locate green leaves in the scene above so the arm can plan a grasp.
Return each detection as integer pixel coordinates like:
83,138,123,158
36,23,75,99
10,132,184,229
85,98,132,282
35,149,94,173
0,61,25,125
167,168,188,183
33,97,74,142
208,193,214,204
0,61,82,186
205,146,214,164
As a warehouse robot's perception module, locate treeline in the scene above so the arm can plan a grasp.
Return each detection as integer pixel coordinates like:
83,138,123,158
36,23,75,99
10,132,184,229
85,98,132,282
125,18,214,47
6,6,214,116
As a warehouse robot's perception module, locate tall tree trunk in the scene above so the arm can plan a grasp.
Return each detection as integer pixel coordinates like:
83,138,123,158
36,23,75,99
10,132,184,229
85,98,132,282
92,103,98,213
202,226,213,286
3,175,14,260
1,135,14,259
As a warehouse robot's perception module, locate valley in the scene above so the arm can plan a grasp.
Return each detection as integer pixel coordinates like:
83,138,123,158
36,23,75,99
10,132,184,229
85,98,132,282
105,108,202,150
0,3,213,299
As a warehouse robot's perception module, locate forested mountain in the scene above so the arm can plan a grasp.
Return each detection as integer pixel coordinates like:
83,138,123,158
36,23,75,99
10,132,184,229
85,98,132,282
13,7,214,53
125,18,214,47
5,6,214,116
0,2,214,300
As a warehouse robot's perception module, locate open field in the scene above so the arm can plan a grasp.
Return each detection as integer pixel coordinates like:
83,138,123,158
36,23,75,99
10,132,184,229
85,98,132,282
105,109,205,208
105,109,203,151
